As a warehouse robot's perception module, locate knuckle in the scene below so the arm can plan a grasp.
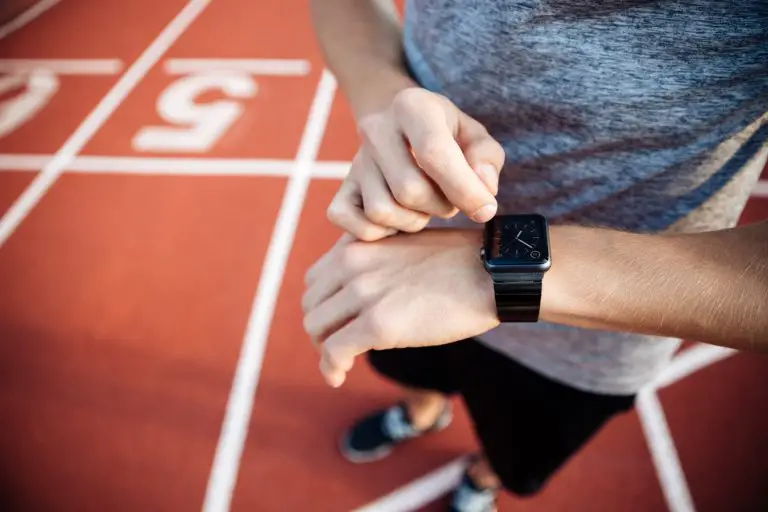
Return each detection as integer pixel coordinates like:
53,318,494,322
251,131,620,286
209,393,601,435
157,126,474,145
392,178,432,208
401,216,430,233
348,274,377,302
302,313,320,338
414,137,447,170
338,243,367,270
326,200,346,225
364,201,397,226
391,88,421,115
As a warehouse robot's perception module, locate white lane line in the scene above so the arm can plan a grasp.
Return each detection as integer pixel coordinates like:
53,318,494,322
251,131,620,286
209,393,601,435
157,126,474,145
354,457,468,512
637,390,696,512
201,70,337,512
0,154,49,170
654,344,737,390
313,160,350,179
165,58,310,76
0,0,211,248
0,154,349,178
753,180,768,198
0,58,124,75
0,0,61,40
67,155,292,175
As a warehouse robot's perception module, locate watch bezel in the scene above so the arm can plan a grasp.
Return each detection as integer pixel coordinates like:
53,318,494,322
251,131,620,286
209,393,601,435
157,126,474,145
482,214,552,273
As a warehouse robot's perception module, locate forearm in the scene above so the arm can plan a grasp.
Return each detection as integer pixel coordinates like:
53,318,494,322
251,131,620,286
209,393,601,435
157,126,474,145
309,0,416,119
540,222,768,351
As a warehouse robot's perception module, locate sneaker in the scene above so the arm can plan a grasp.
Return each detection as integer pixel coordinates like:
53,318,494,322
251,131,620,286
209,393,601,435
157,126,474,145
339,401,453,463
448,472,498,512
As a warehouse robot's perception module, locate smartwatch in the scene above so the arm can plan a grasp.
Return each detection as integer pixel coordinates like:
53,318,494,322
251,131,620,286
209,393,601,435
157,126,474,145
480,214,551,322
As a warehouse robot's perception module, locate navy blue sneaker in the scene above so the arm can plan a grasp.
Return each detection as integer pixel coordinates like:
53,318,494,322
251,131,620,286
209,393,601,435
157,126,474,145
339,401,453,463
449,471,498,512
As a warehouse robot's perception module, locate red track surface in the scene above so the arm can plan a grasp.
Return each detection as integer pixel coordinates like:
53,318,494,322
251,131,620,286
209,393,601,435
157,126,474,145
0,2,766,511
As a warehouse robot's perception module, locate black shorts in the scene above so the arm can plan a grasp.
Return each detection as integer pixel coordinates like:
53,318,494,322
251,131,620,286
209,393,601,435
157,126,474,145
367,339,635,496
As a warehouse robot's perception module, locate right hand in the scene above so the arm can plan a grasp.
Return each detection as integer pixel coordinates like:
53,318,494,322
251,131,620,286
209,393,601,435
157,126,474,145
327,88,505,241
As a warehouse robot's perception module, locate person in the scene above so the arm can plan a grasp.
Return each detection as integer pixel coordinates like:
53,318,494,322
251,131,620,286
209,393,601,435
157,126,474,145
307,1,768,510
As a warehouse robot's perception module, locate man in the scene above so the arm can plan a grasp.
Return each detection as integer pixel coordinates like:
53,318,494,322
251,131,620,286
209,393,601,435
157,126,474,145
307,1,767,510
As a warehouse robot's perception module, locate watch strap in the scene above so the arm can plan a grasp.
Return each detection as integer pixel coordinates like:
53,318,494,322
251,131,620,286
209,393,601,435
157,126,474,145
493,273,542,322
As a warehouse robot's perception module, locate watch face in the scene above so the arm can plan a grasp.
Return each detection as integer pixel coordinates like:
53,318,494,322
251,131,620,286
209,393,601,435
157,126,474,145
483,214,550,271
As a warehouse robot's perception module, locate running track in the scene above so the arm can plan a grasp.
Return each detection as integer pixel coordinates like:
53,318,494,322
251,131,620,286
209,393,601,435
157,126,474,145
0,2,766,511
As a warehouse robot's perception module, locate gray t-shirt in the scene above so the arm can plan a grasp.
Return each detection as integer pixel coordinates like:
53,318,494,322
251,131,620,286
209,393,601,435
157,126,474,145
403,0,768,394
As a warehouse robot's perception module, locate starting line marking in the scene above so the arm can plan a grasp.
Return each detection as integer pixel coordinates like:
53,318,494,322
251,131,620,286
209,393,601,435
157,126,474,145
0,154,350,178
0,154,764,192
164,58,310,76
0,59,124,75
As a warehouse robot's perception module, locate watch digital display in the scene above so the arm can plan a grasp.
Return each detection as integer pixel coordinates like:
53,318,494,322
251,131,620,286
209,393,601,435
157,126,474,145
483,214,550,270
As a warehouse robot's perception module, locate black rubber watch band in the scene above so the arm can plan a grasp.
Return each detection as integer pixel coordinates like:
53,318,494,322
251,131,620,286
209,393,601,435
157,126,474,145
493,276,542,322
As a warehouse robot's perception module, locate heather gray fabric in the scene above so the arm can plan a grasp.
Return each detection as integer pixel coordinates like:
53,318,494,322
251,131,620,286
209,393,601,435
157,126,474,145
402,0,768,394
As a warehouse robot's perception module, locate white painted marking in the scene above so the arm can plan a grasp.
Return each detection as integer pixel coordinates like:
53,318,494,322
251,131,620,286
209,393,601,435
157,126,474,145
654,344,737,389
354,457,468,512
0,0,61,40
313,160,350,179
165,58,310,76
202,70,337,512
134,71,257,153
0,153,50,170
67,155,290,175
0,154,350,179
0,0,210,248
753,180,768,198
0,69,58,138
0,59,123,75
637,390,696,512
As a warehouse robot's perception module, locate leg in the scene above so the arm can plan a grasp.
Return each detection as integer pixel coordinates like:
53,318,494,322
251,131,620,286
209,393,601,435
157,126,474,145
454,340,636,497
402,386,450,430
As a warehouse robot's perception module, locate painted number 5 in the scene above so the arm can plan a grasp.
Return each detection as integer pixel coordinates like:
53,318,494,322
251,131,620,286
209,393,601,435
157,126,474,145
0,69,59,139
133,71,257,153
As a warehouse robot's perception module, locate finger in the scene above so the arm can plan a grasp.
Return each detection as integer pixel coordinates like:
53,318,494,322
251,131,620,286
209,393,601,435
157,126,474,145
326,175,396,242
396,107,498,223
360,119,455,217
456,112,505,196
304,232,355,287
319,314,384,388
303,273,381,341
359,158,431,233
303,242,380,312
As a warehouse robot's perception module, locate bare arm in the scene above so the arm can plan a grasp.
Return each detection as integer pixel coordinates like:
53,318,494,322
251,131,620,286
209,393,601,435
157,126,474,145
543,221,768,352
309,0,416,119
303,221,768,386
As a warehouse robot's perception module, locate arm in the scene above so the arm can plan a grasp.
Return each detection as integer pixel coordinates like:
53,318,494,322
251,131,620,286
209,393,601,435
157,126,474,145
543,221,768,352
308,0,415,119
302,222,768,387
308,0,503,239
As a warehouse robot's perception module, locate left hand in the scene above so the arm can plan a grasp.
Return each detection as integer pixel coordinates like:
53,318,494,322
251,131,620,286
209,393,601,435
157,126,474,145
302,229,500,387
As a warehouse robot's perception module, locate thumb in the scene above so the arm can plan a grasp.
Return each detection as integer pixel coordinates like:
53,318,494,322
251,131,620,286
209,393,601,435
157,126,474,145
456,112,505,196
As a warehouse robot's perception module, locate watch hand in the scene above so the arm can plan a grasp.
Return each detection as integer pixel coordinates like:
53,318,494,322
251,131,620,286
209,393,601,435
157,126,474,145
514,233,534,249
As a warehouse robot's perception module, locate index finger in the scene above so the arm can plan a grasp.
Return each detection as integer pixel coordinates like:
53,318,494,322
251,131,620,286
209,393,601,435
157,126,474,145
398,114,497,223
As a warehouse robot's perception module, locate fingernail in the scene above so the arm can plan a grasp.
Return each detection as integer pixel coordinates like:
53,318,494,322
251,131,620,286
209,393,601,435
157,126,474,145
474,164,499,195
328,372,345,388
471,203,497,222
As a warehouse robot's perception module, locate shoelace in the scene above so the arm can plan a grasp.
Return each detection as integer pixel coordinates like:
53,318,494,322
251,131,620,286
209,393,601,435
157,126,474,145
452,480,496,512
381,405,419,441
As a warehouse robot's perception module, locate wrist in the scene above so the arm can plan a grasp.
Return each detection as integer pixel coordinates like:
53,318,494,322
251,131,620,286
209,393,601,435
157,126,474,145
345,70,418,120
